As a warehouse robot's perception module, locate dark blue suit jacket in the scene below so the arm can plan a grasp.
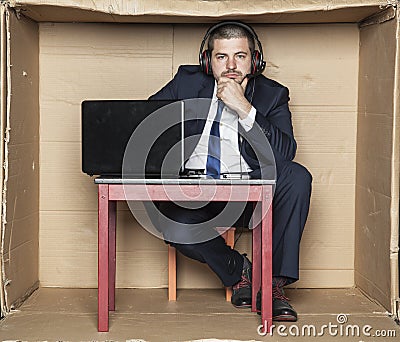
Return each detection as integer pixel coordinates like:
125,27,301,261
149,65,296,178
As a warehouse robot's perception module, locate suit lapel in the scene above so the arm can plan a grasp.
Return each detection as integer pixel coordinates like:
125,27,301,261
198,76,214,99
244,77,255,102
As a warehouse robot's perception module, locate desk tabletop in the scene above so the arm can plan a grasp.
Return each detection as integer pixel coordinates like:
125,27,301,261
94,176,275,185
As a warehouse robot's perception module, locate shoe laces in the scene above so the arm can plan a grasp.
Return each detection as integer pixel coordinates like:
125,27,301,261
272,278,289,302
232,254,252,291
233,274,251,291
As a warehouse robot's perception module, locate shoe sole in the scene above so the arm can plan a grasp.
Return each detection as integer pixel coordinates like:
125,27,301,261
232,303,252,309
273,314,297,322
256,310,297,322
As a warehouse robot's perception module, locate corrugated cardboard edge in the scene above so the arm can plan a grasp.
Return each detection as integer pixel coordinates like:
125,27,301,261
2,0,390,24
0,2,7,319
8,0,389,16
391,8,400,322
0,2,11,317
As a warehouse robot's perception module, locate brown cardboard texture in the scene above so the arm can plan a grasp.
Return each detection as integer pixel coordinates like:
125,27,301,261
0,0,398,328
1,288,400,341
0,4,7,315
9,0,387,24
1,7,39,313
356,12,398,311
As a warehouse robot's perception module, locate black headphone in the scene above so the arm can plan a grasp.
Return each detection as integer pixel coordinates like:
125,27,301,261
199,21,266,77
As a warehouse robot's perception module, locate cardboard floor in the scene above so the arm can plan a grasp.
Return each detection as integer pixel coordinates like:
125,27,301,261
0,288,399,341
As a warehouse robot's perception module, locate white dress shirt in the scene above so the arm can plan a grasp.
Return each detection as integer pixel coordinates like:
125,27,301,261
185,81,256,174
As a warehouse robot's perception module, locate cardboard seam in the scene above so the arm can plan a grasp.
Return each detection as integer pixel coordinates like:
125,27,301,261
355,279,394,314
359,6,396,27
0,4,11,315
9,280,38,310
355,271,393,308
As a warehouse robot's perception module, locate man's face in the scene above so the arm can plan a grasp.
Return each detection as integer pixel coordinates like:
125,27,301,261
210,37,252,83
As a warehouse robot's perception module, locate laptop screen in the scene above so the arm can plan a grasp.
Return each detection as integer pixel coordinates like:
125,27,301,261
81,100,182,178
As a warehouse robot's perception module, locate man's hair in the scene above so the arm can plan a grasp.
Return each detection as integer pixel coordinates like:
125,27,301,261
207,23,255,53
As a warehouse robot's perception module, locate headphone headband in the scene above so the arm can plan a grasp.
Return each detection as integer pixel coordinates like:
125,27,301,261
199,21,266,76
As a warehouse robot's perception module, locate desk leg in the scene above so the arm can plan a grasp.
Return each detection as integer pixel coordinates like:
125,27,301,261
261,186,273,333
252,203,261,313
109,201,117,311
98,184,109,332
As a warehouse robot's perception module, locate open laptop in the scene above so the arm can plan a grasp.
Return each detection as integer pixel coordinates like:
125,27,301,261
81,100,184,178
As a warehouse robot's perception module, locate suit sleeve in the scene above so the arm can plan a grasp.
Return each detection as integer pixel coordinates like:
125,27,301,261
257,87,297,161
244,86,297,164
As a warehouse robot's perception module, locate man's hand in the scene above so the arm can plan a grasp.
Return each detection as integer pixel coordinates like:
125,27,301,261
216,76,252,120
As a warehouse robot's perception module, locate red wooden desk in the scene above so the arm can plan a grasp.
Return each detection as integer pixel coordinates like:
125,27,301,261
95,178,274,333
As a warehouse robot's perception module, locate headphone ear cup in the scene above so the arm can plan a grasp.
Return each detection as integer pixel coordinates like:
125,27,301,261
200,50,206,73
200,50,212,75
204,50,212,75
252,50,261,75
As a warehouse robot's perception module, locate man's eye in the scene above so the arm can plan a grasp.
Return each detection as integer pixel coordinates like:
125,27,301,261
217,55,225,60
237,54,246,59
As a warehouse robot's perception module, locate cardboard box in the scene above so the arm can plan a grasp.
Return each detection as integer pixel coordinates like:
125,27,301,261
0,0,398,325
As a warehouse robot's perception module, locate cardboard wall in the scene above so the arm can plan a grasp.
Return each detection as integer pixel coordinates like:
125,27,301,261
38,23,174,288
1,10,40,309
355,14,397,311
39,23,359,289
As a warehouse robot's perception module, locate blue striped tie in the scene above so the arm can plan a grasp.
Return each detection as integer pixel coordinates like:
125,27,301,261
206,101,224,178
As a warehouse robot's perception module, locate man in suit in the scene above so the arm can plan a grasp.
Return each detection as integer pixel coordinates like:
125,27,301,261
149,21,312,321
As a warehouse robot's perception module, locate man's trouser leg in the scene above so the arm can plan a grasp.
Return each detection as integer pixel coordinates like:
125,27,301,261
272,161,312,284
